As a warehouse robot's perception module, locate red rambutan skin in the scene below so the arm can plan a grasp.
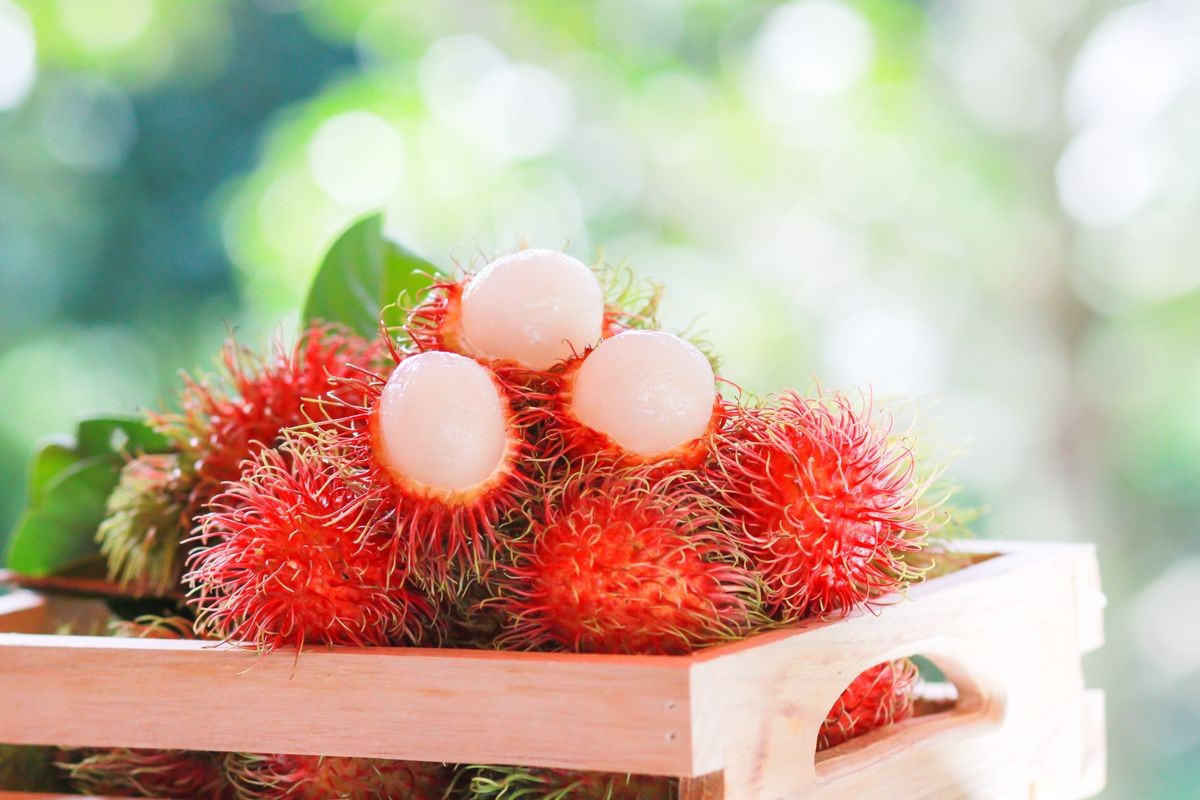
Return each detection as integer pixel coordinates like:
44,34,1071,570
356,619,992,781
818,658,920,750
314,340,534,584
497,466,757,655
152,323,382,509
709,391,933,621
186,446,425,652
226,753,450,800
57,747,229,799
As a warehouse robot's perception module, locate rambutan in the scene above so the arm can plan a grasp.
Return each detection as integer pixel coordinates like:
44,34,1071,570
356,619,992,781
496,466,757,655
406,248,604,371
709,391,936,621
225,753,451,800
0,745,63,793
818,658,920,750
96,453,191,596
456,765,674,800
153,322,381,509
316,348,532,582
538,330,724,469
186,445,424,652
57,747,227,799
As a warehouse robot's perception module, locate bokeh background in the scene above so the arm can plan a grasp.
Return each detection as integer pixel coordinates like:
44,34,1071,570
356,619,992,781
1,0,1197,795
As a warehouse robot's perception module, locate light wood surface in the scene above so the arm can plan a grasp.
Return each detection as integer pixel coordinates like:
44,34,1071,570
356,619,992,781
0,541,1105,799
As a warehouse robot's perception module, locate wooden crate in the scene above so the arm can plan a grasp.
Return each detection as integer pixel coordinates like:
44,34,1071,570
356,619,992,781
0,541,1105,800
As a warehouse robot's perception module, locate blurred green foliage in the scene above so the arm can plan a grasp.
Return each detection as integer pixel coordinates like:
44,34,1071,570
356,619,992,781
2,0,1199,797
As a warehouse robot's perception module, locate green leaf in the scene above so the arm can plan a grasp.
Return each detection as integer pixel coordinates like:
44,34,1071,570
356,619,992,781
302,213,440,337
5,416,173,576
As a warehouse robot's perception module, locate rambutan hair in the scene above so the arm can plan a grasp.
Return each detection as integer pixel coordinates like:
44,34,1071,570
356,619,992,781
225,753,451,800
818,658,920,750
313,341,534,584
496,465,759,655
185,444,425,652
405,276,468,356
152,322,382,510
57,747,228,799
454,764,674,800
709,391,939,621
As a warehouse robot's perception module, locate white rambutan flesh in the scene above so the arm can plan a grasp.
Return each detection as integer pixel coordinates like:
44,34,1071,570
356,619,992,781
571,330,715,457
376,351,508,493
460,248,604,370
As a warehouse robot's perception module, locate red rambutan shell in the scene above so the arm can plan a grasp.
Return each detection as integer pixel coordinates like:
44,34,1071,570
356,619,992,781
226,753,450,800
314,345,534,583
58,747,228,799
497,466,757,655
186,446,425,652
818,658,920,750
710,391,932,621
153,323,382,509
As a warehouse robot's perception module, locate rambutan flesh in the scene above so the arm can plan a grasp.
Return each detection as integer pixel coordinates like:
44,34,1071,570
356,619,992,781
497,466,757,655
153,322,380,509
96,453,191,595
186,446,424,652
541,329,723,469
225,753,451,800
319,349,531,581
710,391,935,621
407,248,604,370
57,747,227,799
456,765,674,800
818,658,920,750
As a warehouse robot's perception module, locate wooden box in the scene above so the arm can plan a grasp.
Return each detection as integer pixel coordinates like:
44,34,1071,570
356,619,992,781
0,541,1105,800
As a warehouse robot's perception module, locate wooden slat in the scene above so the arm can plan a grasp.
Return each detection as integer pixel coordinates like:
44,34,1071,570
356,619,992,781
0,637,696,777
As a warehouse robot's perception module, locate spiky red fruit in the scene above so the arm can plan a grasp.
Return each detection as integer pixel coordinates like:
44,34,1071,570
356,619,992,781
497,467,757,655
710,392,934,621
457,765,674,800
818,658,920,750
316,347,531,581
225,753,450,800
186,446,424,652
153,323,381,508
57,748,227,799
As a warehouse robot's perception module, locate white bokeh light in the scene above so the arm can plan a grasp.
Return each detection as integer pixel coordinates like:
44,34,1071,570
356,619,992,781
949,31,1056,135
749,0,874,98
1129,559,1200,677
1056,127,1155,228
822,293,945,396
307,111,405,207
0,0,36,111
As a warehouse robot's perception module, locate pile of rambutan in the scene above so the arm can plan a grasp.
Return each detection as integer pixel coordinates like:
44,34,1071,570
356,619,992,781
10,241,963,799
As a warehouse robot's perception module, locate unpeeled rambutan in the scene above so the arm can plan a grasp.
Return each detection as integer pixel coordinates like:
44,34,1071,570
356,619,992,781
186,445,424,652
455,765,674,800
496,466,757,655
406,248,604,371
225,753,451,800
818,658,920,750
96,453,191,596
0,745,63,793
153,322,381,509
57,747,227,799
710,391,935,621
537,330,725,470
316,348,532,581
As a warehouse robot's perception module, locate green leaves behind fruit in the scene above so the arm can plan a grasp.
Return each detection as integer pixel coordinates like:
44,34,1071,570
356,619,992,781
302,213,440,337
6,416,172,577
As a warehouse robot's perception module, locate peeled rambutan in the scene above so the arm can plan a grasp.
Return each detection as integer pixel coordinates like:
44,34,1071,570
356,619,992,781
537,330,724,469
57,747,228,799
455,765,674,800
316,348,532,582
818,658,920,750
709,391,936,621
496,466,757,655
152,322,381,509
186,445,424,652
406,248,604,371
225,753,451,800
96,453,191,596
